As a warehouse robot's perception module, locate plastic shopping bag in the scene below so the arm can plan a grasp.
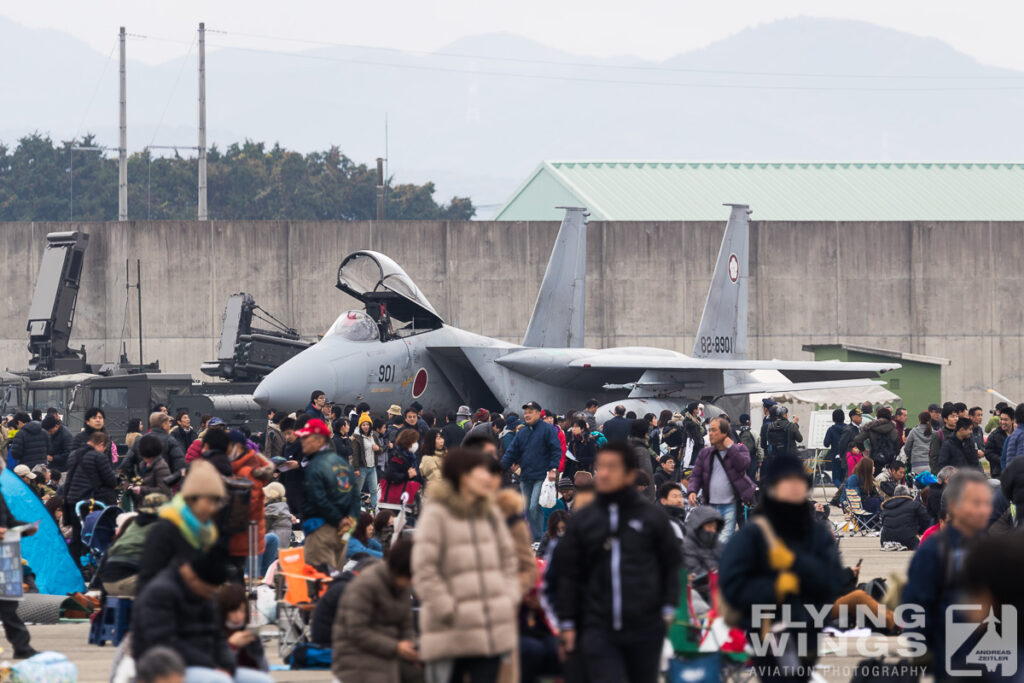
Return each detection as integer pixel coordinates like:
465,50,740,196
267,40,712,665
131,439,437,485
539,478,557,508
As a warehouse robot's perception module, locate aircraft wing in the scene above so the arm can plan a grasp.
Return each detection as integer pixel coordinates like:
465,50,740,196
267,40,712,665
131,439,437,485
564,355,897,380
494,347,898,396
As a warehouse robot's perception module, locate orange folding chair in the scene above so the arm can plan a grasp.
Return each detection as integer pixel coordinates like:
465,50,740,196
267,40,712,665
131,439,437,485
275,547,330,660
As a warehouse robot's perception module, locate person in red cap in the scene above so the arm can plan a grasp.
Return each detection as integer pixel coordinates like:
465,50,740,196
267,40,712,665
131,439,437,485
298,418,361,570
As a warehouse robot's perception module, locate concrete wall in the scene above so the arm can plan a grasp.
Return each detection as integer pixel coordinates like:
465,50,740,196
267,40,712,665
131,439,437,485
0,219,1015,410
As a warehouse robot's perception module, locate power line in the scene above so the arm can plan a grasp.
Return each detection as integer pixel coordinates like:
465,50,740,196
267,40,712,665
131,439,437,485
207,27,1024,81
184,41,1024,92
72,39,118,142
149,36,196,148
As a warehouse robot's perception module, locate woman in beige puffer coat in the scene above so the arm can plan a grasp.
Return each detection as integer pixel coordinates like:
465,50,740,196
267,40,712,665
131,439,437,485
412,448,519,682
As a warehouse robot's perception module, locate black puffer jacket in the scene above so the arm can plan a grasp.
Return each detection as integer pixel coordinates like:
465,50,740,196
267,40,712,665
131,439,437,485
131,566,235,672
48,425,74,471
555,487,681,632
63,445,117,506
9,422,50,468
880,495,930,546
937,436,981,471
69,425,112,463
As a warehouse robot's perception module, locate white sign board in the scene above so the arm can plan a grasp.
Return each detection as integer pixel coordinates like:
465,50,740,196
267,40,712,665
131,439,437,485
806,410,836,451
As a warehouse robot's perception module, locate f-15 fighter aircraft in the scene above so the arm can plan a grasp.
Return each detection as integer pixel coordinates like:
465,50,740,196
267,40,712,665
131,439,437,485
253,204,897,417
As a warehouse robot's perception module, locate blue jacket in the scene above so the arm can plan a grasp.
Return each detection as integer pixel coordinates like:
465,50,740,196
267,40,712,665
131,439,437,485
501,420,562,481
901,526,971,673
346,536,383,559
822,423,846,457
1003,424,1024,470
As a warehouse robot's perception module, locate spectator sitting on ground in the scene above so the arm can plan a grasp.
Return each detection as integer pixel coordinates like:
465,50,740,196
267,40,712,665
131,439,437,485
44,496,72,540
215,583,269,674
875,460,907,499
347,511,384,559
133,549,273,683
100,493,169,597
137,460,226,592
879,485,931,550
537,510,569,559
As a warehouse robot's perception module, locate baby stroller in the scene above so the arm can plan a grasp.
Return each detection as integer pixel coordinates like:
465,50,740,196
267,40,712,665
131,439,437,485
76,500,123,580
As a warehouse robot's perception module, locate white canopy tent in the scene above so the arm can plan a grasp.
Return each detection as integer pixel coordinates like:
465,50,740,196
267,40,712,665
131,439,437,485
746,368,900,435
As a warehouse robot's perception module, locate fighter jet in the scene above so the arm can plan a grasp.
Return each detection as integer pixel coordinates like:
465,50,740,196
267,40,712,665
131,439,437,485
253,204,898,416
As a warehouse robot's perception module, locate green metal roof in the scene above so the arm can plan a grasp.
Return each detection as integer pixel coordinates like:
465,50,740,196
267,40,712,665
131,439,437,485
494,161,1024,221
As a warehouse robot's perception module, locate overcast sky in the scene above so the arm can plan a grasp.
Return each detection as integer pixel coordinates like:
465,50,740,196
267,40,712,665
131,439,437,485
3,0,1022,70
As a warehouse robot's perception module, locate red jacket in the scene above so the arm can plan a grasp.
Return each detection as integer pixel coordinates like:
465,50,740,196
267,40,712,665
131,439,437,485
556,427,568,471
228,449,273,557
185,438,204,464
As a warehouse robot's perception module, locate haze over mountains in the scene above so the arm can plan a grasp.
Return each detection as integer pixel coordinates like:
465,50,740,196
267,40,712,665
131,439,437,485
2,15,1022,217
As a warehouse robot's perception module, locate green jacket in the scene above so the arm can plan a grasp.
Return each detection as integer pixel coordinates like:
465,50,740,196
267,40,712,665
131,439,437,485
302,447,361,526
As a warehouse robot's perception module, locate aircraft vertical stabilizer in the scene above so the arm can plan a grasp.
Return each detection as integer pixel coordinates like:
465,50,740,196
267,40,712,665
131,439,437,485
692,204,750,360
522,206,587,348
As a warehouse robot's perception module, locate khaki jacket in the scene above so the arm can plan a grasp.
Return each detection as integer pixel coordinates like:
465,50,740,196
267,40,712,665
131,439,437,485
412,479,519,661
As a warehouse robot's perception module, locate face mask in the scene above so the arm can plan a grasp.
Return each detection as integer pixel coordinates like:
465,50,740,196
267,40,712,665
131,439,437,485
409,442,419,454
225,617,246,630
557,529,565,537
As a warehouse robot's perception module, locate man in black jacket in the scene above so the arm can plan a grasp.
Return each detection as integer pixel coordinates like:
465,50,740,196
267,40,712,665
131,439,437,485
835,408,863,462
937,417,982,471
984,405,1014,478
8,413,49,470
40,414,72,472
68,408,112,465
169,410,198,455
600,405,631,442
555,441,682,683
0,491,38,658
132,551,248,680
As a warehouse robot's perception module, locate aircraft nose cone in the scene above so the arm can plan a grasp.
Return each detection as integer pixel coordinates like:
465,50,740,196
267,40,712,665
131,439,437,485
253,343,338,410
253,381,270,408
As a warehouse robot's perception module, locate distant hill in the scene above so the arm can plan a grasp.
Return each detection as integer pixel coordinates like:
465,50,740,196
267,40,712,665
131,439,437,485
3,15,1022,217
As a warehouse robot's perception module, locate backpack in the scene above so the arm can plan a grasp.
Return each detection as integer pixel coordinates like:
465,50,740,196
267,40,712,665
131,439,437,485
219,476,253,535
738,427,758,463
765,420,791,458
869,426,896,469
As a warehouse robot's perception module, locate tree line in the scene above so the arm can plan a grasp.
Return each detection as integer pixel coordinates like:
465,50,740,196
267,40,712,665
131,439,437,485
0,134,475,221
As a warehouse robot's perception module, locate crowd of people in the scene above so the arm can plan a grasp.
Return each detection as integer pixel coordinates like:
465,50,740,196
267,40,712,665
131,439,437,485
1,391,1023,682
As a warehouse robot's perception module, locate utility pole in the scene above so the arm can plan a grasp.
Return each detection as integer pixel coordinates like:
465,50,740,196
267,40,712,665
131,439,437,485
197,22,208,220
118,26,128,221
376,157,385,219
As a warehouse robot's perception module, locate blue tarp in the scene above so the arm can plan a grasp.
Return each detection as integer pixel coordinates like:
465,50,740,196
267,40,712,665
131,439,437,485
0,469,84,595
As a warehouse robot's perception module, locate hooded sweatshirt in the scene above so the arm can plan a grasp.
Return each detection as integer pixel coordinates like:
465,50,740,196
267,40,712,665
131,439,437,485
681,505,724,574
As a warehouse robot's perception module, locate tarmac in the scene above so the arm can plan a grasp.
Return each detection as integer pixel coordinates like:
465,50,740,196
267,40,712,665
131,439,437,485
2,484,913,683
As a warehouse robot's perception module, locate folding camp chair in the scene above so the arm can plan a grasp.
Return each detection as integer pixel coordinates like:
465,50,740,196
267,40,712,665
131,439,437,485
839,489,880,536
274,547,329,660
